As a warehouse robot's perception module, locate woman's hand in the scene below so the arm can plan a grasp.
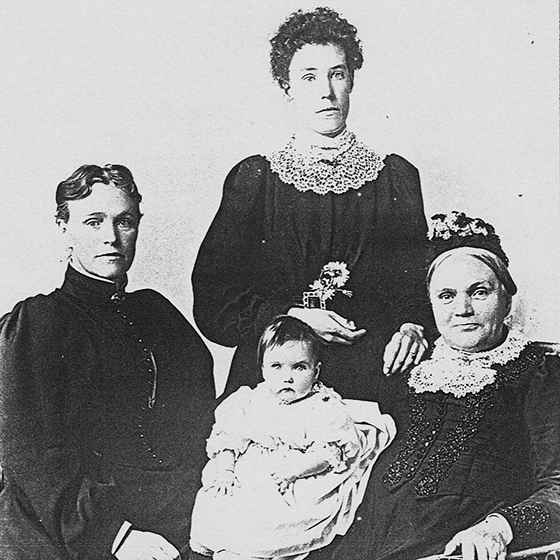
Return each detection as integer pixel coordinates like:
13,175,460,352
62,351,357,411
287,308,366,345
383,323,428,375
115,530,180,560
443,516,513,560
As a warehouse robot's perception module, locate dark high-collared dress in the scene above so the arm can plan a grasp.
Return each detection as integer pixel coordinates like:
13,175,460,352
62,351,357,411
0,266,216,559
192,153,433,413
327,343,560,559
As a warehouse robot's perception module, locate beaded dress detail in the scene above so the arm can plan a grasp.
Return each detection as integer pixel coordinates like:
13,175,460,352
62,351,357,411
382,331,545,497
267,129,385,195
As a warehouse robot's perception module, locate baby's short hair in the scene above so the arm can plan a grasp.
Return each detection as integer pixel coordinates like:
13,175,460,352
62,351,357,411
257,315,322,367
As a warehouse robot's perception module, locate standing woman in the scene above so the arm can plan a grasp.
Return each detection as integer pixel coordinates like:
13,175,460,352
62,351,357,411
193,7,432,410
0,165,215,559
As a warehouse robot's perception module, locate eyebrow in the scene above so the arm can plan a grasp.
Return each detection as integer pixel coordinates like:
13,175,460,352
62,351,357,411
293,360,311,367
299,64,348,72
435,281,494,293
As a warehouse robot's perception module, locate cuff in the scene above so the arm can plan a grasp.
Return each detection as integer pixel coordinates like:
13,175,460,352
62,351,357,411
111,521,132,555
496,503,550,540
486,514,514,544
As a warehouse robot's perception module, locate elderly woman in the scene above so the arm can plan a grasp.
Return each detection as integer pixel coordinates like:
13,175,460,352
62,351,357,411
326,212,560,560
192,7,433,412
0,165,216,560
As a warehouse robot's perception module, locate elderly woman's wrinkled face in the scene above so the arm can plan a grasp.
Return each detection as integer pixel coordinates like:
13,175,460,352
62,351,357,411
286,43,352,137
429,256,512,352
59,182,140,283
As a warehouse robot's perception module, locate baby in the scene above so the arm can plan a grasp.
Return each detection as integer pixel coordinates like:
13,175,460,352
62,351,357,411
190,315,395,560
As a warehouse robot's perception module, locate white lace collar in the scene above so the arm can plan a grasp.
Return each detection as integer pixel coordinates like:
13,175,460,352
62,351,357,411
408,330,530,398
266,129,385,195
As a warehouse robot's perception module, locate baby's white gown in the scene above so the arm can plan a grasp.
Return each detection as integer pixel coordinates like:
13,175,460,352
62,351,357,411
190,382,396,560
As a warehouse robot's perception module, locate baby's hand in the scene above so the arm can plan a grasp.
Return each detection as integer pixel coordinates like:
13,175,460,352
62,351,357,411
208,469,239,497
270,463,298,494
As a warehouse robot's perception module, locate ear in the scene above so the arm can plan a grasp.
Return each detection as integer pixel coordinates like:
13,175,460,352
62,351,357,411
57,218,73,250
56,218,67,234
282,81,292,100
504,293,513,317
314,361,322,379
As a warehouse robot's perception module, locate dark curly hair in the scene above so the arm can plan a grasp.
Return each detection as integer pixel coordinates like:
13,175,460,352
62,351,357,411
270,6,363,92
55,164,142,223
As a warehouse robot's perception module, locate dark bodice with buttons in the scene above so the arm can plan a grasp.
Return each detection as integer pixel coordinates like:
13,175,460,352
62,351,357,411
0,267,216,558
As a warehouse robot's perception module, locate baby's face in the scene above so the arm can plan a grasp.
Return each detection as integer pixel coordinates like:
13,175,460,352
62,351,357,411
262,341,319,404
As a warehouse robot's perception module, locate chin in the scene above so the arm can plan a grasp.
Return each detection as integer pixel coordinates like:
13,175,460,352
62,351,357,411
449,336,492,353
95,266,127,282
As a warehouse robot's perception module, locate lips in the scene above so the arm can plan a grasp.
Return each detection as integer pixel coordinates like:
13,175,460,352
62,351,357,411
97,252,124,258
317,107,339,114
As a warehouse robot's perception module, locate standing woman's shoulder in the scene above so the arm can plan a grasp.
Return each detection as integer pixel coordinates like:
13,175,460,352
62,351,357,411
382,153,421,183
215,154,271,215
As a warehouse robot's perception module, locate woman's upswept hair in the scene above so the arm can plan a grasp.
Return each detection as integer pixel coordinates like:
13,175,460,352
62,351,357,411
55,164,142,223
270,6,363,92
257,315,322,367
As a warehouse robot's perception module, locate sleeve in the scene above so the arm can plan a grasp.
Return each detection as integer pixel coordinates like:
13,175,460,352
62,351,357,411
192,156,298,347
307,394,361,473
376,155,436,340
206,387,254,458
0,299,125,559
496,354,560,549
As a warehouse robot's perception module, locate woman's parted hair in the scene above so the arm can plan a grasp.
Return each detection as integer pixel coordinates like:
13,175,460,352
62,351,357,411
257,315,323,368
270,6,363,92
55,164,142,223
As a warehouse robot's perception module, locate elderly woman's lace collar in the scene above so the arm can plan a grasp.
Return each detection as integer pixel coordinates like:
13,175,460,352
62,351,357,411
266,129,385,195
408,330,530,398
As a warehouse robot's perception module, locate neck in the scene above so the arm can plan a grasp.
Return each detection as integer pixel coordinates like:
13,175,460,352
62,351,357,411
69,262,125,290
293,125,348,148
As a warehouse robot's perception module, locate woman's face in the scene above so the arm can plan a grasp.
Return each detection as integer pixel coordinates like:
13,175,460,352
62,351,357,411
429,256,512,352
286,42,352,137
59,182,140,283
262,341,320,403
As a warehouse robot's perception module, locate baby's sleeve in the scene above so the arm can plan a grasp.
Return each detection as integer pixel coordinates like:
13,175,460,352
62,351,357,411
307,395,361,473
205,387,253,458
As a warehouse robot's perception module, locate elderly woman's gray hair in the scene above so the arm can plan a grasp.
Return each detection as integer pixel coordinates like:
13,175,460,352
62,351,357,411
426,246,517,297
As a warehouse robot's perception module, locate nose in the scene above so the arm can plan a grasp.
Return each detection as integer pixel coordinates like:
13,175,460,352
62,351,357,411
453,294,474,316
320,76,335,100
101,222,119,246
281,370,294,384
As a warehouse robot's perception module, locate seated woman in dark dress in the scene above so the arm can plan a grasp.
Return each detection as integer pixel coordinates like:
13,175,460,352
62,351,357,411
192,7,433,416
0,164,216,560
328,212,560,560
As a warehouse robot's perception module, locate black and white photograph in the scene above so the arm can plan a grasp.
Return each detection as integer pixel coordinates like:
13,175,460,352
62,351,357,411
0,1,558,559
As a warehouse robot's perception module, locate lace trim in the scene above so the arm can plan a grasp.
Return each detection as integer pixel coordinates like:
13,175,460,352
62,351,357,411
408,331,530,398
266,130,385,195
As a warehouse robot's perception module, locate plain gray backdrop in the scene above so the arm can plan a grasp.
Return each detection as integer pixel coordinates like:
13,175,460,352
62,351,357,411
1,0,558,394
